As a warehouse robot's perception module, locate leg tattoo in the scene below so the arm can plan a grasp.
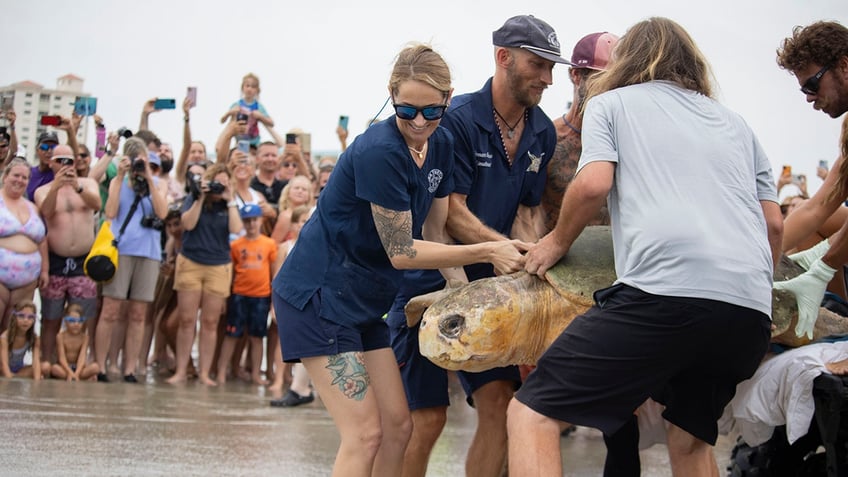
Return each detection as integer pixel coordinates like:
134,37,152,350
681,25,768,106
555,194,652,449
326,352,370,401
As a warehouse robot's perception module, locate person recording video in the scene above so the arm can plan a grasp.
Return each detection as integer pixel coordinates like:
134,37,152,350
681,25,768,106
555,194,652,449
168,163,243,386
92,137,168,383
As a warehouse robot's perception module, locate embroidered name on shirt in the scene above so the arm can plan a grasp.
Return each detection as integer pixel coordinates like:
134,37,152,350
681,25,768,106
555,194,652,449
526,151,544,173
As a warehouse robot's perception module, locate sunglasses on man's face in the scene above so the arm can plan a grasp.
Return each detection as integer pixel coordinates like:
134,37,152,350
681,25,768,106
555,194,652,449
38,143,58,152
0,143,9,148
801,65,829,96
393,103,448,121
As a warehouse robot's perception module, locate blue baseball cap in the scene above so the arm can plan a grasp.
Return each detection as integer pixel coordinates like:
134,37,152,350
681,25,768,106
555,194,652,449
239,204,262,219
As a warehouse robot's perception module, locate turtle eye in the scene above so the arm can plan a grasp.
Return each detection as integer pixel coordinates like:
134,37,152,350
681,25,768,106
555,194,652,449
439,314,465,339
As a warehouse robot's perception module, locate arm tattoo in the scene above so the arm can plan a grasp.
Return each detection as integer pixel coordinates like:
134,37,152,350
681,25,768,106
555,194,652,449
326,352,370,401
371,204,417,259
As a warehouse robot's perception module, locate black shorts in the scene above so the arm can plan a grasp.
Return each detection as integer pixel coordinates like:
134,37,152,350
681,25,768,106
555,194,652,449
514,283,770,445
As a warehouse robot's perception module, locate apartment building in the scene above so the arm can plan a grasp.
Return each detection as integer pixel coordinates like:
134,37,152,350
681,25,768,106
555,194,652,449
0,74,91,164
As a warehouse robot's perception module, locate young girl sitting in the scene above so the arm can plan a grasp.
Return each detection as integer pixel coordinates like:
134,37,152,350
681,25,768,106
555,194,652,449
1,300,48,379
51,304,100,381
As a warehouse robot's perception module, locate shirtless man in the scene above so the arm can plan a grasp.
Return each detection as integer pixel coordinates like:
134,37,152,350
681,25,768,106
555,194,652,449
34,144,101,363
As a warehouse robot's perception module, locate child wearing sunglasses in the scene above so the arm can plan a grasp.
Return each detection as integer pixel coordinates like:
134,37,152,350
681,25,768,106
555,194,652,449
0,300,47,379
50,304,100,381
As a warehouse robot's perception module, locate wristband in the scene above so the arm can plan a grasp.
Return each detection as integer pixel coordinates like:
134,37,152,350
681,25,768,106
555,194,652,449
227,201,238,208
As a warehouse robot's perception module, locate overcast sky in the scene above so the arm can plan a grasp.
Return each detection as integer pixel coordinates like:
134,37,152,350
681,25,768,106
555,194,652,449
3,0,845,192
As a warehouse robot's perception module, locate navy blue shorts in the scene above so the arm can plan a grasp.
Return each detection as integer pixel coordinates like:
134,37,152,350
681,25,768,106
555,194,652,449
387,311,520,410
274,290,390,363
514,283,770,445
226,294,271,338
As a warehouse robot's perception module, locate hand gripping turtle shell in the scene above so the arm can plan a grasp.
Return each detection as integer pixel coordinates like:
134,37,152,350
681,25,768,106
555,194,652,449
410,226,848,373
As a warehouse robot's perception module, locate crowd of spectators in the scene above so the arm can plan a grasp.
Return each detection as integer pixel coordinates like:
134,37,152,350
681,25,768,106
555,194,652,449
0,73,339,395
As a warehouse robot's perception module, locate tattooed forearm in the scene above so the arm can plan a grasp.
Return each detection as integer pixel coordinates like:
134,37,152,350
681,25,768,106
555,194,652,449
371,204,417,259
326,352,370,401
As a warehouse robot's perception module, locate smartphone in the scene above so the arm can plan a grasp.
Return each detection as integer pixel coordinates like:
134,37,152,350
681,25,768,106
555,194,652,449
285,133,297,145
299,133,311,153
782,165,792,177
237,140,250,154
820,159,829,170
338,115,349,131
1,96,12,111
186,87,197,108
792,174,805,184
236,112,249,122
153,98,177,110
40,115,61,126
73,96,97,116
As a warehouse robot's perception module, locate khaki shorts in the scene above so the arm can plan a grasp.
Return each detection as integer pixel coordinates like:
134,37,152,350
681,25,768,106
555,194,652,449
102,255,161,303
173,254,232,298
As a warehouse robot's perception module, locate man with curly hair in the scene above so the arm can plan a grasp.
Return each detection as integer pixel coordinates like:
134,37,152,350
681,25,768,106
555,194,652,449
772,21,848,341
777,20,848,118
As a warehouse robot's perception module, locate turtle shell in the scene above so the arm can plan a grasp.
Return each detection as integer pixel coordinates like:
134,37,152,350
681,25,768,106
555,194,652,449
544,226,617,305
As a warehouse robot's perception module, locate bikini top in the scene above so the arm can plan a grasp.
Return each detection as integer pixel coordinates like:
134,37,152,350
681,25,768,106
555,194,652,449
0,194,46,243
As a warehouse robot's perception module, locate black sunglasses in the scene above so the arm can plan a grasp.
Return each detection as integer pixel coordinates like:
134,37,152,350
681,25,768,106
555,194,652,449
393,103,448,121
801,65,829,95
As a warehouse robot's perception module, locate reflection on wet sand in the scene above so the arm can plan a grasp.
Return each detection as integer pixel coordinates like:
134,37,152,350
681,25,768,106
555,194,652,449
0,374,734,476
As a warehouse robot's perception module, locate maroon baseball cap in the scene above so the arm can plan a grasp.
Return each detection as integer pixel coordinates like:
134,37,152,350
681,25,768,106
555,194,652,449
568,32,619,70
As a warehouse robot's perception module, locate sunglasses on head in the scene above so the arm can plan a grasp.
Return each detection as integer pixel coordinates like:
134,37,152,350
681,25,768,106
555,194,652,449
14,312,36,320
393,103,448,121
38,143,58,152
801,65,829,95
64,316,85,323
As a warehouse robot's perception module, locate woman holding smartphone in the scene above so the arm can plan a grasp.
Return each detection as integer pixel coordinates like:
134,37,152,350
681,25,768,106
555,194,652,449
271,43,528,477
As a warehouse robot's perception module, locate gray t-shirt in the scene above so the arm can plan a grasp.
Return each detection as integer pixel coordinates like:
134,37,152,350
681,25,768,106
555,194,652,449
579,81,777,316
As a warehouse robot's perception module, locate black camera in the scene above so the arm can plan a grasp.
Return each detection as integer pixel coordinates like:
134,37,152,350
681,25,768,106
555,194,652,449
208,180,225,195
132,157,146,173
140,215,165,231
236,112,249,122
186,171,202,199
117,127,133,139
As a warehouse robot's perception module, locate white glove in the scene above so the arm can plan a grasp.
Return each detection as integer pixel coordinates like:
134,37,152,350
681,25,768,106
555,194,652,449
773,259,837,339
787,239,831,271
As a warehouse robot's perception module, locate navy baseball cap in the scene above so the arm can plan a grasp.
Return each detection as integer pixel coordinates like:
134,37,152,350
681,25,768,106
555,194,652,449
493,15,569,64
240,204,262,219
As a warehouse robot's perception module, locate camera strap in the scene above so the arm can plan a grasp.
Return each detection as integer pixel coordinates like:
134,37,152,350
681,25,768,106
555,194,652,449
113,194,143,246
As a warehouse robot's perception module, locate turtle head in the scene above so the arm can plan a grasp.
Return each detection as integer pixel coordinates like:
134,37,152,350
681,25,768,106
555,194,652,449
418,274,536,372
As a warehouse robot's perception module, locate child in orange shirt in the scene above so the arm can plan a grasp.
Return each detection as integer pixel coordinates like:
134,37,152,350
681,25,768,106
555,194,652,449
217,204,277,385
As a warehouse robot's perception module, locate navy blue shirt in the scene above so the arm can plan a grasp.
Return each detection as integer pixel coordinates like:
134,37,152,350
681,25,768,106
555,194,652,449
274,117,455,328
392,78,557,307
180,194,232,265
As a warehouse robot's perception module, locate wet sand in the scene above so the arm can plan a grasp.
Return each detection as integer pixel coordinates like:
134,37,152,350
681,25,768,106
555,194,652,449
0,374,736,476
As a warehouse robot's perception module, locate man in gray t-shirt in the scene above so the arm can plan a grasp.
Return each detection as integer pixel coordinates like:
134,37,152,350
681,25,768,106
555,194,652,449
508,18,783,476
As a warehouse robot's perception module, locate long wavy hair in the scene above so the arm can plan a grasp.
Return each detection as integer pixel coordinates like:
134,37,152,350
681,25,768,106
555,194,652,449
828,115,848,203
584,17,715,109
7,301,37,357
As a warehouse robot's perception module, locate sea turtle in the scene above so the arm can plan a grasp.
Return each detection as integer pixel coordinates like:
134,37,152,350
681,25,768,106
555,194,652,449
410,226,848,373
